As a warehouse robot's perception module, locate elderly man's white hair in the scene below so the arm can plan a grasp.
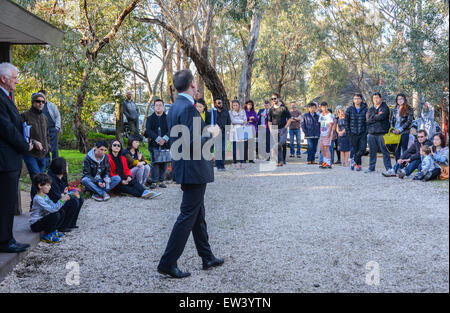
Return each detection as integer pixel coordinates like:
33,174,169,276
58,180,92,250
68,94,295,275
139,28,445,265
0,62,18,78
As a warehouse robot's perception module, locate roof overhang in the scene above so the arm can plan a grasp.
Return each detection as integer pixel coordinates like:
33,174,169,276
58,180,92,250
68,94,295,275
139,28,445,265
0,0,65,46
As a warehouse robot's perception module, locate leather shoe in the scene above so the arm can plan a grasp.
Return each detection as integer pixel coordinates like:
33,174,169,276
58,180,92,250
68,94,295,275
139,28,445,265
0,242,28,253
14,242,30,249
9,239,30,249
157,266,191,279
203,257,224,270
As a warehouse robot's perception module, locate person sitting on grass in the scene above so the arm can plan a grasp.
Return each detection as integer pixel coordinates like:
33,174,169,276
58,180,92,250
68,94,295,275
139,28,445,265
81,140,121,202
413,145,441,181
108,140,161,199
29,173,70,244
123,137,151,186
47,157,84,230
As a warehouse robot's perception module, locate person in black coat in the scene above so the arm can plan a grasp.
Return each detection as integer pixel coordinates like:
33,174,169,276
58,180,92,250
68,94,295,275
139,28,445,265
300,102,321,164
157,69,224,279
257,101,271,159
366,92,392,173
211,98,231,170
345,93,368,171
144,99,170,189
47,157,84,231
0,62,33,253
389,93,414,162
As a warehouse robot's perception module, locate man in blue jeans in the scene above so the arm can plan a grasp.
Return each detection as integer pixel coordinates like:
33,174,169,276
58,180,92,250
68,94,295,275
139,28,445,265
301,102,320,164
389,129,432,179
81,141,121,201
289,101,302,158
21,93,52,199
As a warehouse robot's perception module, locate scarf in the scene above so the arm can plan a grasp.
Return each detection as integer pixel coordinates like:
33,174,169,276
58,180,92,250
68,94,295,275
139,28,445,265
111,153,126,180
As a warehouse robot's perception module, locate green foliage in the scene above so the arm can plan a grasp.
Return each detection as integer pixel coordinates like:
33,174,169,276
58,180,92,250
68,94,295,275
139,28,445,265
308,57,349,105
9,0,449,119
253,0,315,101
12,1,128,131
377,0,449,104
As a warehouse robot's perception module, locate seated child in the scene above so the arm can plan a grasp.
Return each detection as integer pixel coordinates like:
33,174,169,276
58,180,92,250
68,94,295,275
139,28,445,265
30,173,70,243
414,145,441,181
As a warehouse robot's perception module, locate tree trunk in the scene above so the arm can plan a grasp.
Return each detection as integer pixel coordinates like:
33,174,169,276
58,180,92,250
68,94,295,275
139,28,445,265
176,43,181,71
166,48,174,103
238,9,263,105
73,66,91,153
74,0,140,152
196,72,205,98
136,17,230,110
412,89,420,118
115,94,124,146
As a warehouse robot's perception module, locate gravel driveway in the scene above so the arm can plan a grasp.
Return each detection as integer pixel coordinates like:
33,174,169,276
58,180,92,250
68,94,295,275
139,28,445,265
1,157,448,293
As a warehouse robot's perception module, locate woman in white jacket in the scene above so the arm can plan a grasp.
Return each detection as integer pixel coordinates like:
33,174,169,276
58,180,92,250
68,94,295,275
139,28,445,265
229,99,248,168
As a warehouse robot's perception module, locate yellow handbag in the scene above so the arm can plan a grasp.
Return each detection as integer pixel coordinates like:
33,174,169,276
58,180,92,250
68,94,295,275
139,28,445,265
383,128,401,145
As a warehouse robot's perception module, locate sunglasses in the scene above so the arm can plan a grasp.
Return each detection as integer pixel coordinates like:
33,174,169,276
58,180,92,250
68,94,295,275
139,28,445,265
112,144,121,147
417,136,425,138
34,100,46,104
271,98,278,101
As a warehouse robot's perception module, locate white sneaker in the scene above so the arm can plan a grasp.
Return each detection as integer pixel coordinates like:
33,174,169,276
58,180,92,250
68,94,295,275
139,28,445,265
382,169,396,177
103,193,111,201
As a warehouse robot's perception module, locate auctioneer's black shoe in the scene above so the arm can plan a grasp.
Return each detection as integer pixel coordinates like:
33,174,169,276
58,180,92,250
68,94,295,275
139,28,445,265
0,242,27,253
157,266,191,279
202,257,225,270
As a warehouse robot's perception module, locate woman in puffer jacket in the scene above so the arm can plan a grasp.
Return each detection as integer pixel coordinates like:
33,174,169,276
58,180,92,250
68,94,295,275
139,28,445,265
390,93,414,161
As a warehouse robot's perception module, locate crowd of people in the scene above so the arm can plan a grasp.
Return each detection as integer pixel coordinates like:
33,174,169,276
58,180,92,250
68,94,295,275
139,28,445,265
0,61,448,255
0,62,174,248
191,91,448,182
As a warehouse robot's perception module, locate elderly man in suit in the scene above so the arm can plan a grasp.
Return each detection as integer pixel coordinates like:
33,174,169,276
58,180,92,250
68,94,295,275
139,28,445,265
157,69,224,279
0,63,33,253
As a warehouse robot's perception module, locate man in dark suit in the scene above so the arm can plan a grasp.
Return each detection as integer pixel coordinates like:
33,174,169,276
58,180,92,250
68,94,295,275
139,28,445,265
157,69,224,279
0,62,33,253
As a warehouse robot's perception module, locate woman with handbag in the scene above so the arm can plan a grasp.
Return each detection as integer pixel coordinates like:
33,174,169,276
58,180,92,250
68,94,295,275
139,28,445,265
145,99,170,189
390,93,414,162
229,99,248,169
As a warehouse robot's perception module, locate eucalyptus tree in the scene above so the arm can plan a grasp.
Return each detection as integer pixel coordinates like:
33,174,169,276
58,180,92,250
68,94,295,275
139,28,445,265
136,0,236,110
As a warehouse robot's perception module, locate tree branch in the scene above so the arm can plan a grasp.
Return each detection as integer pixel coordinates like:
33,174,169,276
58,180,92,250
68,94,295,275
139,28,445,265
92,0,141,59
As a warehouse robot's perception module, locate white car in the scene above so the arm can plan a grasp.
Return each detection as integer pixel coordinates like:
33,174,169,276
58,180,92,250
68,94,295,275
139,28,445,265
94,103,150,135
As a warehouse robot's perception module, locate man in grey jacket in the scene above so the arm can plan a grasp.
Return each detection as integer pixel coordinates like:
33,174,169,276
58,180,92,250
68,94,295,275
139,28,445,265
123,91,141,140
39,90,61,162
